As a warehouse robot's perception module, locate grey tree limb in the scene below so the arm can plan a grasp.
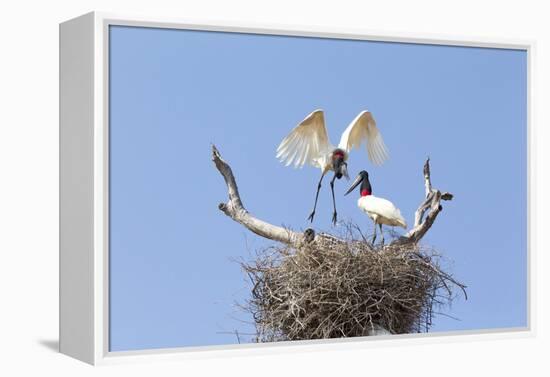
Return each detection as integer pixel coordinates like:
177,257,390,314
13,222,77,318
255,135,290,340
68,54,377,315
212,145,305,246
391,158,454,246
213,145,451,250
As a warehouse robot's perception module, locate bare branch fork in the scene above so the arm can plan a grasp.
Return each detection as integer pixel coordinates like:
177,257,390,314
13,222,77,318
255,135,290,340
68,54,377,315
390,158,454,246
212,145,452,248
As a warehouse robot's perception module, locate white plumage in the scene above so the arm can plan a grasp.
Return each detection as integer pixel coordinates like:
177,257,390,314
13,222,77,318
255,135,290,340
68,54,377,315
276,109,389,171
358,196,407,228
276,109,389,224
338,110,388,166
345,171,406,244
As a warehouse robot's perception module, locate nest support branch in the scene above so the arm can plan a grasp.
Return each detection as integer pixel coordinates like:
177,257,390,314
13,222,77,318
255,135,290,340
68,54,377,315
213,145,452,248
212,145,305,245
212,145,345,247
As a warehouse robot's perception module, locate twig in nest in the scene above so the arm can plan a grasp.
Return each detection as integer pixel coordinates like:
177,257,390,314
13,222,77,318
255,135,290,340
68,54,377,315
240,223,466,341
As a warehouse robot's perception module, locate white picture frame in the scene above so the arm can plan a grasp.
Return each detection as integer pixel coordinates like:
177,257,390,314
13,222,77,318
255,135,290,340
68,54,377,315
59,11,535,365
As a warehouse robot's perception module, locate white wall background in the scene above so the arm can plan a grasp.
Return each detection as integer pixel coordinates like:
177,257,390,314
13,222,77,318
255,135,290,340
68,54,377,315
0,0,547,375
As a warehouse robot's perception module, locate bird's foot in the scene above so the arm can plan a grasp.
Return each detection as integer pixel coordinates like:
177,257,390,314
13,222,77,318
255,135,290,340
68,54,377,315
332,212,338,226
307,211,316,223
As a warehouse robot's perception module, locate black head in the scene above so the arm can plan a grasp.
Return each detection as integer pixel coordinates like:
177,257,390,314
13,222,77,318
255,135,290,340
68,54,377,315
344,170,371,196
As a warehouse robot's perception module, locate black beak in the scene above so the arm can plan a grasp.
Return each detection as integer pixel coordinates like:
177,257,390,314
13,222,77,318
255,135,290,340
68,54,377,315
344,174,363,196
341,162,349,180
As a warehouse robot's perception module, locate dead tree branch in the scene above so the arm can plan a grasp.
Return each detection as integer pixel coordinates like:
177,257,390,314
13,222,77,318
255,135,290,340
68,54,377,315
212,145,305,246
391,158,453,246
213,146,451,249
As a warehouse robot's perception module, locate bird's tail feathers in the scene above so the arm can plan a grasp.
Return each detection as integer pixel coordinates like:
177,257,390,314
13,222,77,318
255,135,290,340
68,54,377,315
396,210,407,229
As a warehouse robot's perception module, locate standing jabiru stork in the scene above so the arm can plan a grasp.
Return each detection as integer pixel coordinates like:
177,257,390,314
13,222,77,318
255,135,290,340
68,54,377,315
276,109,389,225
345,170,406,244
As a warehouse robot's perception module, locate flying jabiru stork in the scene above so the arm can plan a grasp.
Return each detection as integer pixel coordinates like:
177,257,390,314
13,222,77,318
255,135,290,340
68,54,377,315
345,170,407,244
276,109,389,225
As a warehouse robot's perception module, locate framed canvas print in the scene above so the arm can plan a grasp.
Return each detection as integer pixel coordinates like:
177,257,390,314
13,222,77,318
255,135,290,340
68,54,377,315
59,12,534,365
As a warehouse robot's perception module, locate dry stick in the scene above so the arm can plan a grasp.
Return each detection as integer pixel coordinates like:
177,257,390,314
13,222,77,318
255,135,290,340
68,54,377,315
212,145,304,245
390,158,454,247
212,144,347,247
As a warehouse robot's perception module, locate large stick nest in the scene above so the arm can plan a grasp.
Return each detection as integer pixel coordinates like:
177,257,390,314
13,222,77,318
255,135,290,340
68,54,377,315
240,227,466,342
212,146,465,341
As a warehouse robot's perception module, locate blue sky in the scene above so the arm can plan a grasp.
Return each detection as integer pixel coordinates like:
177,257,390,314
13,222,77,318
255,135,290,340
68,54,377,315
109,25,527,351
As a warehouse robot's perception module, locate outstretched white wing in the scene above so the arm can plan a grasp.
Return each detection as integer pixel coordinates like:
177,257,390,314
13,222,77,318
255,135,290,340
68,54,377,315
276,109,331,168
338,111,389,165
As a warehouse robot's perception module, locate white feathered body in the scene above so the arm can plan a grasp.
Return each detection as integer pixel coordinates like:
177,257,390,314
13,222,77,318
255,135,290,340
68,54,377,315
358,195,407,228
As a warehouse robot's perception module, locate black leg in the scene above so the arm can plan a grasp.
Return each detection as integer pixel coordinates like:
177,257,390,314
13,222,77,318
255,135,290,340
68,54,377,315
372,221,377,244
330,173,338,225
379,223,384,245
308,171,326,223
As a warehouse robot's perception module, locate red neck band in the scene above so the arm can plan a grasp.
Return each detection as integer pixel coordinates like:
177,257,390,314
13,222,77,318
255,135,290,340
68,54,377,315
361,189,371,197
